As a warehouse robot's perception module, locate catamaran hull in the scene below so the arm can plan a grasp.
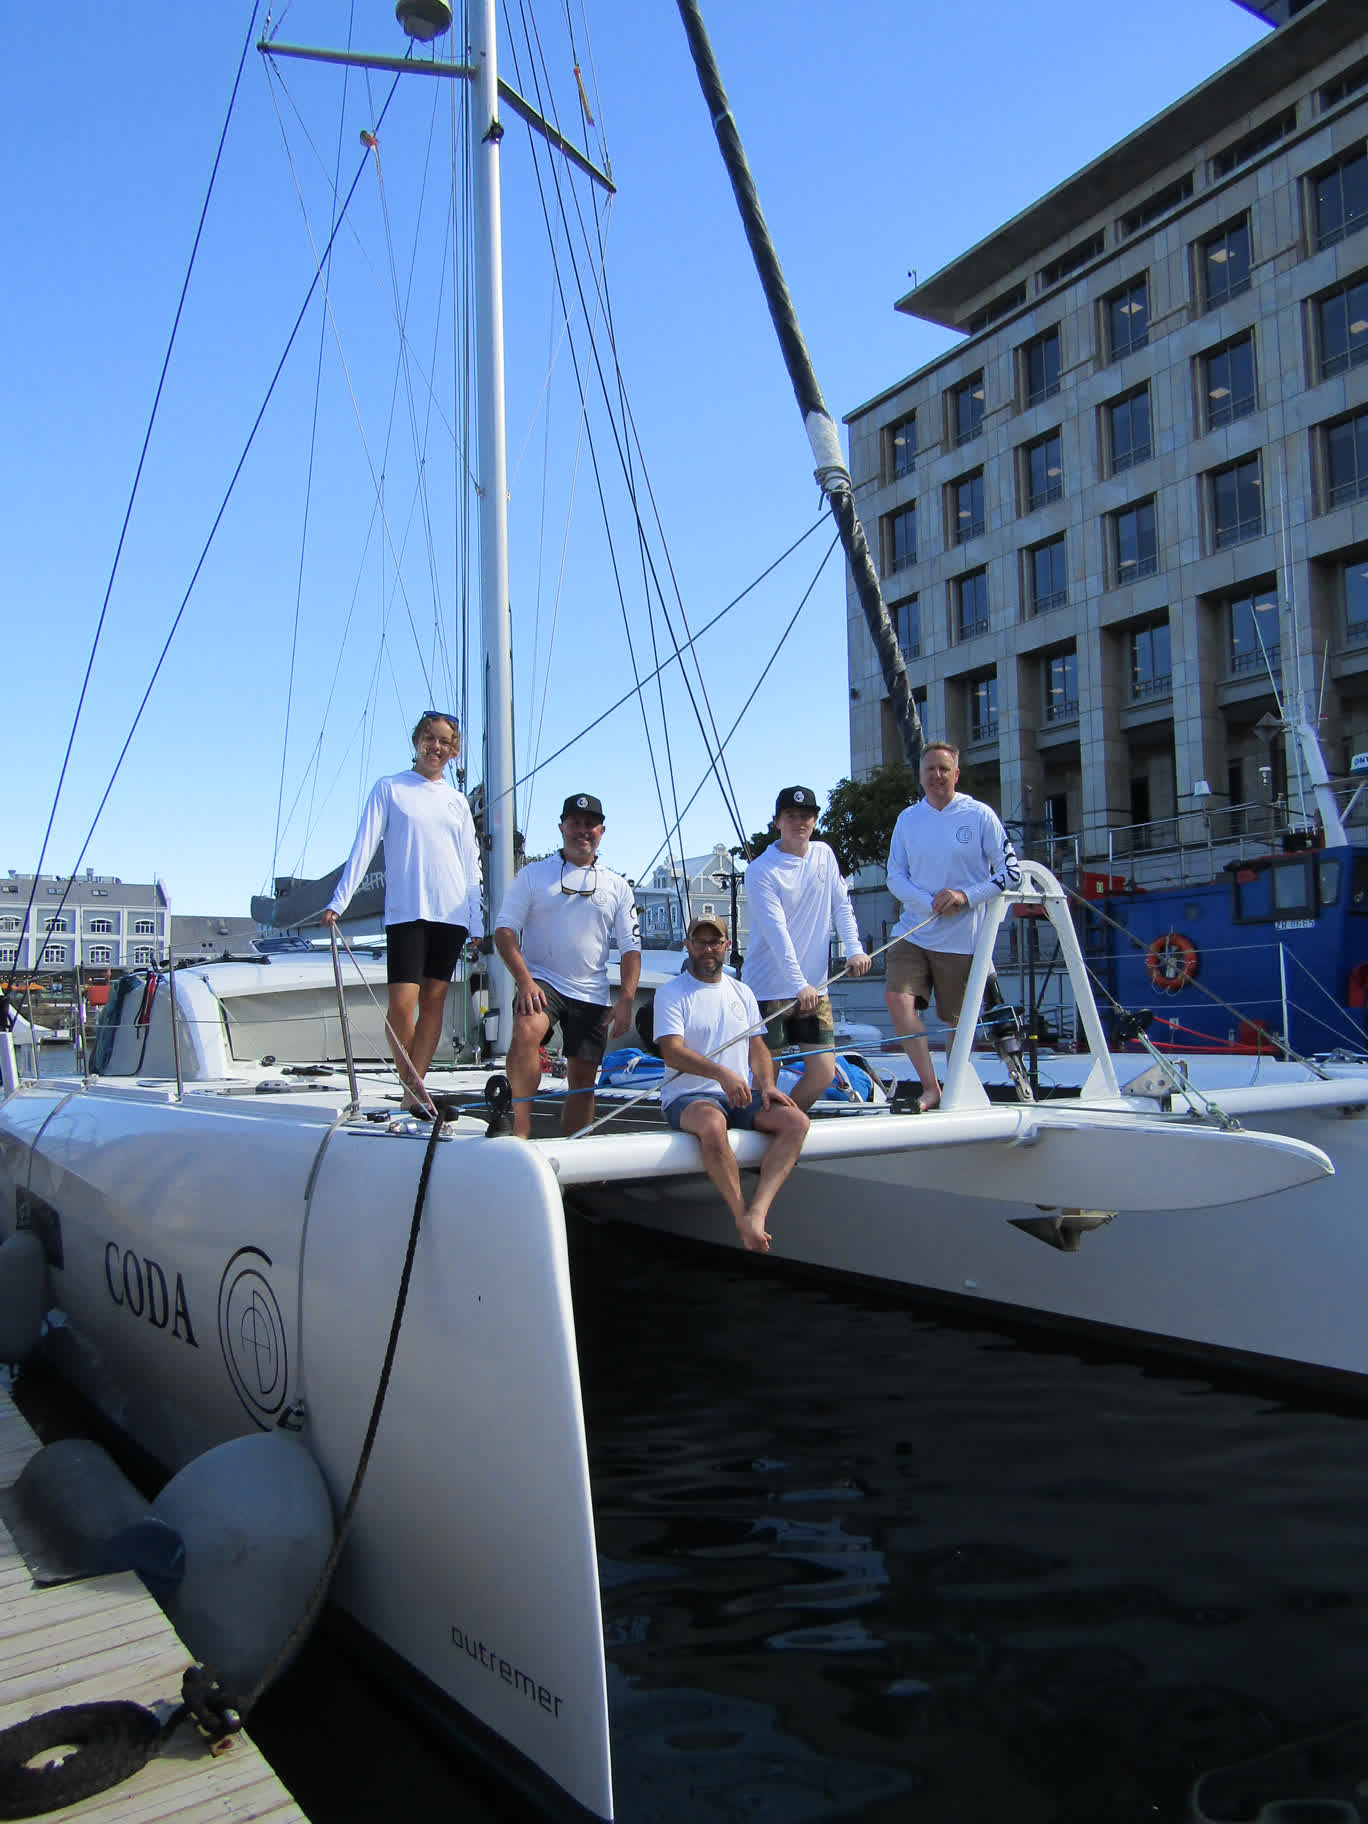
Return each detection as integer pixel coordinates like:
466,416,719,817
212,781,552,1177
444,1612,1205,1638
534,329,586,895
0,1087,614,1822
582,1091,1368,1389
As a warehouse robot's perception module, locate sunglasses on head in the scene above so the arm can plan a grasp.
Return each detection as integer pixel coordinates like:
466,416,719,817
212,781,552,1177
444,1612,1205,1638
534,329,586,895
420,711,459,729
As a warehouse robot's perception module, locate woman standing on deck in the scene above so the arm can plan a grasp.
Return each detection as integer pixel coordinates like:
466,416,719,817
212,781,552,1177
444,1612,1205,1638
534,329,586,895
322,712,483,1113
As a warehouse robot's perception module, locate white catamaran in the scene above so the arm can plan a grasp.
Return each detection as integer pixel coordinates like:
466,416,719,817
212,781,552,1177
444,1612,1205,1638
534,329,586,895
0,5,1359,1820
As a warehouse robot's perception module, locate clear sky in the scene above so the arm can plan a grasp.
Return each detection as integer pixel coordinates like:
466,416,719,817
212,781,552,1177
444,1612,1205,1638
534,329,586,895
4,0,1266,915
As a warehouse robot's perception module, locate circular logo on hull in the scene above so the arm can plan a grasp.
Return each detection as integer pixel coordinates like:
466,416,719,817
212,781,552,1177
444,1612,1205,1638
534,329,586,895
218,1247,288,1426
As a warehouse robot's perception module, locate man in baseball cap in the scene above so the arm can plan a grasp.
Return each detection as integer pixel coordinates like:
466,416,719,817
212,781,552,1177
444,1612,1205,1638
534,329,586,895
494,791,640,1136
742,785,870,1110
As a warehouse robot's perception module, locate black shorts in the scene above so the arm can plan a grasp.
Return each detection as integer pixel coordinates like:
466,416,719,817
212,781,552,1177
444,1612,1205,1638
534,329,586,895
534,979,611,1064
386,921,468,986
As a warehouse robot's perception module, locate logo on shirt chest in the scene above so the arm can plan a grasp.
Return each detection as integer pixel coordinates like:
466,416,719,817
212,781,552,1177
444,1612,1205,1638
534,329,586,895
955,826,973,845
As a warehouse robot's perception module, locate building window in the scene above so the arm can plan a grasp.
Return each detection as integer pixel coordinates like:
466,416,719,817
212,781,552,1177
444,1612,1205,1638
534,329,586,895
1318,276,1368,379
884,413,917,480
970,674,999,744
1109,386,1152,474
1210,108,1296,182
86,945,113,966
1030,535,1067,614
1107,277,1149,360
1326,410,1368,510
133,947,156,967
1111,499,1159,584
134,919,156,936
1129,619,1172,700
957,569,990,641
1024,329,1061,406
1202,218,1251,307
1204,334,1256,429
952,470,985,543
41,946,66,965
87,917,113,934
42,916,68,933
951,373,985,446
883,504,917,576
1314,145,1368,250
1229,586,1279,677
1211,455,1263,550
0,917,17,932
1025,431,1063,510
1045,650,1079,723
1322,57,1368,113
894,595,920,660
1119,173,1193,239
1346,561,1368,642
0,949,16,967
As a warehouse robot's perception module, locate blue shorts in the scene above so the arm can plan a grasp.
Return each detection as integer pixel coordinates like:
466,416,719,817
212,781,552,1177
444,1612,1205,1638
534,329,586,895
664,1089,764,1132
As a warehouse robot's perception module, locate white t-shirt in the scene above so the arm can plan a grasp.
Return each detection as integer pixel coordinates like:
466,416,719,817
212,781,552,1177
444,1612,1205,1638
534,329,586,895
495,854,640,1005
742,840,865,1000
652,970,763,1107
886,792,1021,955
327,770,484,935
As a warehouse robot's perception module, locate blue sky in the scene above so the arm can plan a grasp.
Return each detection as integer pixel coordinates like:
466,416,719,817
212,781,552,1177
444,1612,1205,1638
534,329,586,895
4,0,1265,914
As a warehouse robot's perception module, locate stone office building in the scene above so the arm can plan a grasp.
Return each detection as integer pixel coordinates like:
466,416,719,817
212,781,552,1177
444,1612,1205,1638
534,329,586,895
845,0,1368,876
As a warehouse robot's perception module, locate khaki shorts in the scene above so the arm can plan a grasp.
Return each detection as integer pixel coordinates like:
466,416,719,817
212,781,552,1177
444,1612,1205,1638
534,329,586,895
885,941,973,1023
759,993,835,1054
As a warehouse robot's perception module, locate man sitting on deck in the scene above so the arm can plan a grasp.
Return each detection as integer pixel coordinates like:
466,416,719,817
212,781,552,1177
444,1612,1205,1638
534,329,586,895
653,915,809,1254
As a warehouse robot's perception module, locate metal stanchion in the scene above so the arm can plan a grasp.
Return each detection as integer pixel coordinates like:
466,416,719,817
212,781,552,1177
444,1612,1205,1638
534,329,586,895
329,924,361,1113
166,964,185,1103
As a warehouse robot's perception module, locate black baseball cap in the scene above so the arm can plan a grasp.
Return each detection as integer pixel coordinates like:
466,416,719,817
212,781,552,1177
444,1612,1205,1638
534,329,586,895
561,793,604,822
774,785,818,816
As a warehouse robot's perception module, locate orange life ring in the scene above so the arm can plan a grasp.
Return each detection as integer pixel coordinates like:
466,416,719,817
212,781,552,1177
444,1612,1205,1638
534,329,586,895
1145,932,1198,993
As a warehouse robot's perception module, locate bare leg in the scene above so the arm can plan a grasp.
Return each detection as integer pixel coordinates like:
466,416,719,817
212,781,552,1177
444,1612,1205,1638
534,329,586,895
787,1044,835,1113
407,979,451,1088
506,1009,552,1138
386,982,422,1101
678,1101,754,1246
746,1104,810,1245
562,1057,599,1136
884,987,941,1110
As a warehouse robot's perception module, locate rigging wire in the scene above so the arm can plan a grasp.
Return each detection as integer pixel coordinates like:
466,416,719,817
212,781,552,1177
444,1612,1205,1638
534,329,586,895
14,4,263,976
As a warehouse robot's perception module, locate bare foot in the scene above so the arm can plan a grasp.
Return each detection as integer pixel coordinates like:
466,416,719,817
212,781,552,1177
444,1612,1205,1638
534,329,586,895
735,1208,771,1253
919,1090,941,1112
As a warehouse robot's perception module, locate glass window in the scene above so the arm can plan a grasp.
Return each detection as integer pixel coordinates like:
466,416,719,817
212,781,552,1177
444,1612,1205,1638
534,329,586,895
87,945,113,966
953,470,985,543
1315,146,1368,249
0,918,16,931
1025,329,1061,405
133,947,156,967
1113,500,1159,583
884,413,917,480
1026,432,1063,509
134,919,156,936
0,949,16,967
87,917,113,934
1045,650,1079,722
884,505,917,575
1212,455,1263,550
1203,219,1251,307
41,945,66,965
1318,277,1368,379
1319,858,1343,908
42,917,68,933
1326,410,1368,508
1229,586,1279,676
958,570,989,640
894,595,920,660
952,373,985,446
1107,277,1149,359
1273,862,1315,915
1031,536,1067,613
1129,619,1171,699
1110,387,1151,474
970,675,999,743
1204,335,1256,429
1345,560,1368,640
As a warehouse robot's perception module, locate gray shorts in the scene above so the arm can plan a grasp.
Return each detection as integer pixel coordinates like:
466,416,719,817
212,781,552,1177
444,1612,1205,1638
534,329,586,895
664,1090,764,1132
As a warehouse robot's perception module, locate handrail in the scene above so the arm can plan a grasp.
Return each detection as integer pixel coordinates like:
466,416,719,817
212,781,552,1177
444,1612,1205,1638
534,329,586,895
328,924,361,1114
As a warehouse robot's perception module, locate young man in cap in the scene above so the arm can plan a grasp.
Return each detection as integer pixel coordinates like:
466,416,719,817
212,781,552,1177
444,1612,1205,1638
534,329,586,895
494,793,641,1137
653,914,808,1253
742,785,870,1111
884,742,1021,1110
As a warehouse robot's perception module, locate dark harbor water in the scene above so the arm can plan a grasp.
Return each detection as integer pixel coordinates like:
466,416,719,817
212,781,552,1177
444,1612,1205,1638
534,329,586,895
16,1206,1368,1822
247,1218,1368,1824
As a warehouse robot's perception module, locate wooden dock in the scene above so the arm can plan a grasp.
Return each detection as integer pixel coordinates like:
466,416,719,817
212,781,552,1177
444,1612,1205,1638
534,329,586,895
0,1388,309,1822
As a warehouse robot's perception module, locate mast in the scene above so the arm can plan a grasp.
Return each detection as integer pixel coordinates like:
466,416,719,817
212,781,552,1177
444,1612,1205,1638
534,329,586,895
469,0,517,1049
674,0,923,772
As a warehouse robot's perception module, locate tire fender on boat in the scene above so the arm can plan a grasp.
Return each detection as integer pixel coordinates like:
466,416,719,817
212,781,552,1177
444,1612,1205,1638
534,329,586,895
0,1229,48,1363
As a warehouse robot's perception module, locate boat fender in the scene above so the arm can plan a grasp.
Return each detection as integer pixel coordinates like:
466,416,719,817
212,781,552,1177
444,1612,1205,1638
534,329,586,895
0,1229,48,1363
1144,932,1198,993
151,1434,335,1696
0,1438,186,1597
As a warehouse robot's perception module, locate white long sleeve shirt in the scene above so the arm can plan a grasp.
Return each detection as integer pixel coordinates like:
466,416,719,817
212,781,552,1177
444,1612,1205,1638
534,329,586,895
326,770,484,936
886,792,1020,955
494,854,640,1005
741,841,864,1000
